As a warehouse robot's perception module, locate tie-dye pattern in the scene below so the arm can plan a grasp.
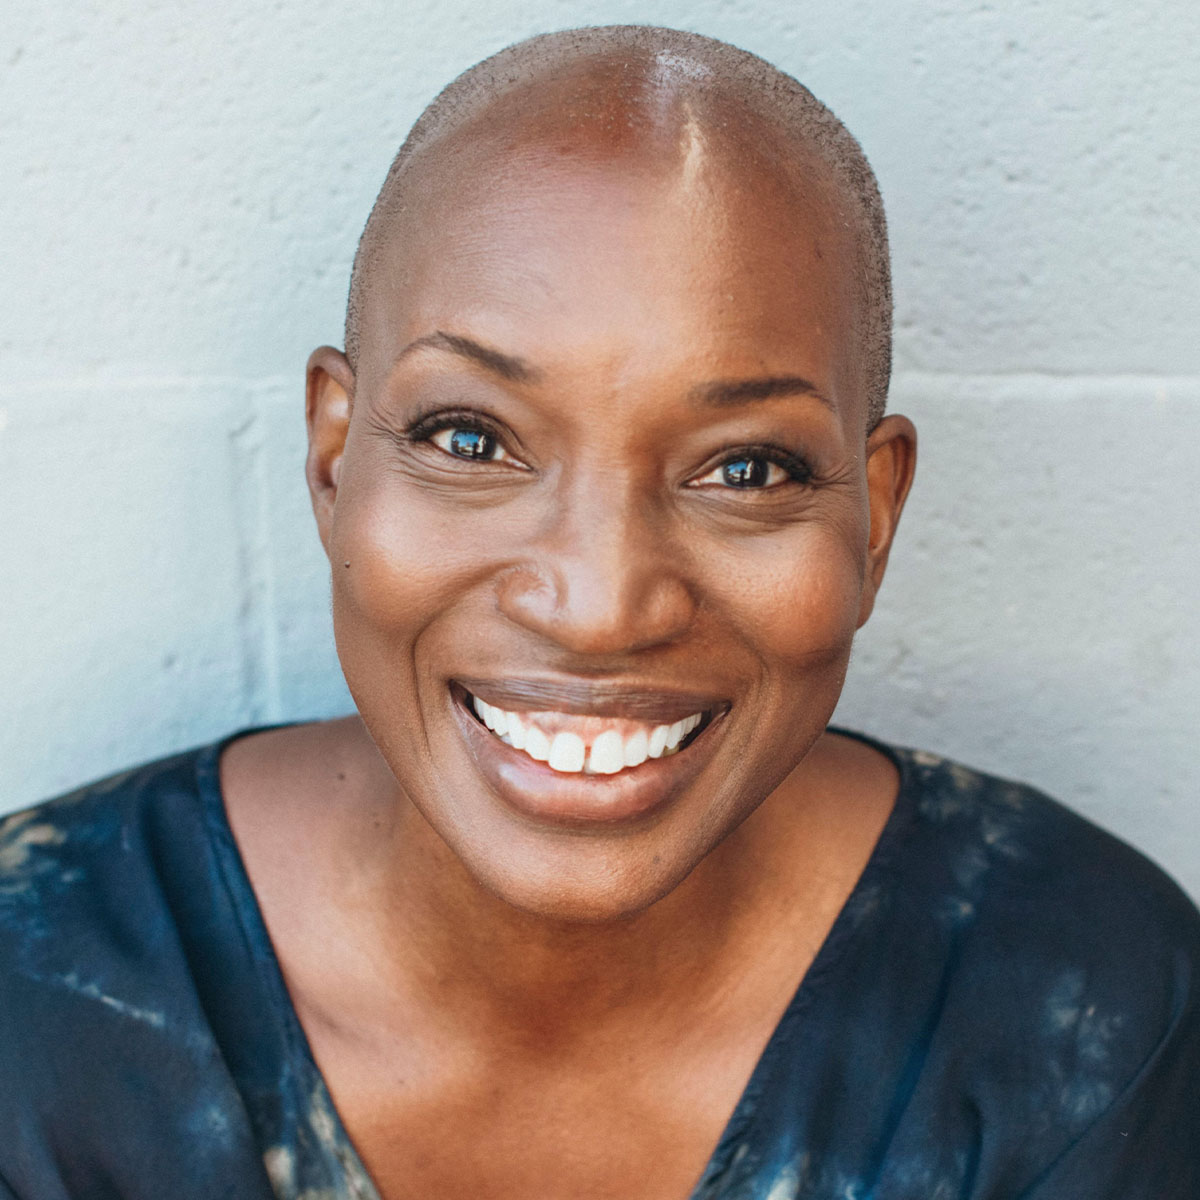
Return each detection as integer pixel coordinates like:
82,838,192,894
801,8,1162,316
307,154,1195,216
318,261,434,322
1,729,1198,1198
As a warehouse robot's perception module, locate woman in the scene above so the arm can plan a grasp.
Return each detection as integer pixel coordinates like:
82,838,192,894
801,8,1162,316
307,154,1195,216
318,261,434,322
2,26,1197,1200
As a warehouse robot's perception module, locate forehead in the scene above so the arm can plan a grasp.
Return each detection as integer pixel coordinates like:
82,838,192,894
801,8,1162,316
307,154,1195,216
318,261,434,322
357,78,863,412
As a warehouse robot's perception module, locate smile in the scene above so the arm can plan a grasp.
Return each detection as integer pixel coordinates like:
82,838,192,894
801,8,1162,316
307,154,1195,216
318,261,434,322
450,679,729,825
469,694,706,774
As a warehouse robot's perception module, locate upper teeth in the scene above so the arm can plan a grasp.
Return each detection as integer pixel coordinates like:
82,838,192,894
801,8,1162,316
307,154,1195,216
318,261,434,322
470,696,704,775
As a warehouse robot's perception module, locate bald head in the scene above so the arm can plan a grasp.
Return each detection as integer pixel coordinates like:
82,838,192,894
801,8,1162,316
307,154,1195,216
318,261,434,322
345,26,892,427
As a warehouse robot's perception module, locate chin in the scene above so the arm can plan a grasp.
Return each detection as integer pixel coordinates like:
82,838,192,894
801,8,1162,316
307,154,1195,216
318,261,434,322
457,833,707,926
338,613,849,926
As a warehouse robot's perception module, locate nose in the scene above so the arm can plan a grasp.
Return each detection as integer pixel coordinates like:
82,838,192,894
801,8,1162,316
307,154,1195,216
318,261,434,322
496,477,698,657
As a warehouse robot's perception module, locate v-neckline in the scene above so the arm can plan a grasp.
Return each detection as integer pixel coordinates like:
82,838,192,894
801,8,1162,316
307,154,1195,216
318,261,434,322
195,725,919,1200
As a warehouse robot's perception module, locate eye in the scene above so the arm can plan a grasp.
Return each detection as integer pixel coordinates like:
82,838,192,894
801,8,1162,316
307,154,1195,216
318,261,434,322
421,422,524,467
704,457,787,489
690,451,808,491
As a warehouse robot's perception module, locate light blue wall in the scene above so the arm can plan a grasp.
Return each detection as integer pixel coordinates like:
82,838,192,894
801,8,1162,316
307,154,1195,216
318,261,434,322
3,1,1198,891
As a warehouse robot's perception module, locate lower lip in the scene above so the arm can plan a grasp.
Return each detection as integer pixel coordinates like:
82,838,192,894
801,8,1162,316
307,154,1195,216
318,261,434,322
449,687,725,827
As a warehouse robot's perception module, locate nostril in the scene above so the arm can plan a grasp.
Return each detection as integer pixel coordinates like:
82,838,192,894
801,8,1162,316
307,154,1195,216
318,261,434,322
495,561,698,656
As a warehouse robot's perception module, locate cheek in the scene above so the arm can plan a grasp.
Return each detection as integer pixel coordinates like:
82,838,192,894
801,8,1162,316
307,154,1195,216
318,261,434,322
325,457,509,769
708,524,867,669
329,461,495,642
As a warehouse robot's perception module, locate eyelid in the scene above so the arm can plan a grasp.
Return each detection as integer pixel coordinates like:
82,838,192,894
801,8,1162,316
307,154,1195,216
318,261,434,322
403,406,499,441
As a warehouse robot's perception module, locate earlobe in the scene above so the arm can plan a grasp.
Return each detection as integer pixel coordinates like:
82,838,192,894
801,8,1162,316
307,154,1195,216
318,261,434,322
305,346,356,554
857,414,918,627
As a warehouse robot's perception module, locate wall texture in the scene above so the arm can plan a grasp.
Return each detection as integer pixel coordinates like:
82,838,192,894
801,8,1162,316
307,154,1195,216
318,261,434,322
2,2,1198,890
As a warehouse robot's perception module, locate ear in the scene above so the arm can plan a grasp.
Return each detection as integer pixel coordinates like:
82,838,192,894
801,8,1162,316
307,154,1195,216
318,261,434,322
856,414,918,628
305,346,355,555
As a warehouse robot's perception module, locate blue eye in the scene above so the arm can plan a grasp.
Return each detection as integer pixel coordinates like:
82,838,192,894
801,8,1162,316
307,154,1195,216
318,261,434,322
693,456,791,489
447,428,496,459
721,458,771,488
689,448,809,492
429,425,512,462
412,414,527,470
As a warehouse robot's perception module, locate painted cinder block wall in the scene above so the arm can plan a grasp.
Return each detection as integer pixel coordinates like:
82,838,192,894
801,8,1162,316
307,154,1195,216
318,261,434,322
3,2,1198,891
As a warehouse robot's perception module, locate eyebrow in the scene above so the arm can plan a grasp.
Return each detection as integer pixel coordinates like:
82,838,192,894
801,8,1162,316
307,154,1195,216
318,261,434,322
396,331,536,383
396,330,832,410
689,375,834,410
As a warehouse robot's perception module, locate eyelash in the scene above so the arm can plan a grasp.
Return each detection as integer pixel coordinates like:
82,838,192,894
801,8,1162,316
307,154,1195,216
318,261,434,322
404,408,503,444
701,444,815,488
401,409,524,467
401,409,815,490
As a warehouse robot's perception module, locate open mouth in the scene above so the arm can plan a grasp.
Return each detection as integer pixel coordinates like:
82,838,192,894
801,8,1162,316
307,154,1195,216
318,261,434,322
460,689,716,776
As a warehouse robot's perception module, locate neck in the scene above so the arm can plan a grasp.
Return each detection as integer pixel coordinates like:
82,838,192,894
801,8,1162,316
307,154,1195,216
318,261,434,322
382,814,771,1033
243,718,893,1050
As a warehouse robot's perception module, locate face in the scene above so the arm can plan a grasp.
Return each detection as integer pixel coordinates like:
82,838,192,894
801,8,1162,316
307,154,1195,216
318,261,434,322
307,122,915,922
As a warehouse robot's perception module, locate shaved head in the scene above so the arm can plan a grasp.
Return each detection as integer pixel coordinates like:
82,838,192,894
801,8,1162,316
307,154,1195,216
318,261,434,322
345,25,893,427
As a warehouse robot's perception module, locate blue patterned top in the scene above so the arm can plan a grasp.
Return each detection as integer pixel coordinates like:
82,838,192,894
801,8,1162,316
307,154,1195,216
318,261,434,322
2,730,1198,1198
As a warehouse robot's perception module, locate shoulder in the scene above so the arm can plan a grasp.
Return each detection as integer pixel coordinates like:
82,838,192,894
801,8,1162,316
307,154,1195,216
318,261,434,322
893,743,1200,968
0,741,223,1029
1,743,215,906
891,744,1200,1146
0,740,279,1195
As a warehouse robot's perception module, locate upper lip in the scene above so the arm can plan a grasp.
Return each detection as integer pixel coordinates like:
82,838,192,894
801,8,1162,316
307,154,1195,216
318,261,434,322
455,677,729,725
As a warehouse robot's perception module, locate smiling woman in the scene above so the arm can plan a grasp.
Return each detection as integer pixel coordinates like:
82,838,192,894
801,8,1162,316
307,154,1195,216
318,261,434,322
2,24,1199,1200
301,80,907,920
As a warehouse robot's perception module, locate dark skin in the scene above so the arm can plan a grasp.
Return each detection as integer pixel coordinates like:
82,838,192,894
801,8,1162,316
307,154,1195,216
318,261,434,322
222,91,916,1199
